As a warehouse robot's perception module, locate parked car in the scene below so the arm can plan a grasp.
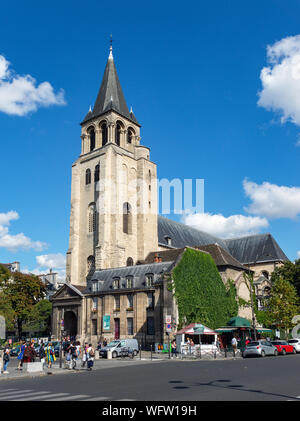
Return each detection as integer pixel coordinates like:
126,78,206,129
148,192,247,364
100,339,139,358
288,338,300,353
271,341,296,355
242,340,278,358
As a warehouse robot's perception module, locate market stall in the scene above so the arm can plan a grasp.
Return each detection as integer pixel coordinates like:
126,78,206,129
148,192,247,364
175,323,218,355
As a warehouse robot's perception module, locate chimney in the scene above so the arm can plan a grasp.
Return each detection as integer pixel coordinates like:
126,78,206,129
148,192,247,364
154,253,162,263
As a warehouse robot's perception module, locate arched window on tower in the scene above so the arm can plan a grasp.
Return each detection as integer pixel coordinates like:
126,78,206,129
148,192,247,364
127,127,134,144
123,202,132,234
126,257,134,267
85,169,91,185
88,203,96,233
101,122,108,146
94,164,100,182
115,123,121,146
88,127,95,152
87,255,95,274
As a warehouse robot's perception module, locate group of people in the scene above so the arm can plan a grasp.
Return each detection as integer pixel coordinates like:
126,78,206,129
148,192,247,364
64,341,95,371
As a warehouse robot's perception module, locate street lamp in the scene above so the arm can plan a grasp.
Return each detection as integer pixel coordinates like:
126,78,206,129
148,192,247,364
59,319,64,368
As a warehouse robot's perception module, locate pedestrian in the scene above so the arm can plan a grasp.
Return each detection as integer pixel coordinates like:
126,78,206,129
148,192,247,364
67,342,78,369
97,339,102,351
17,341,26,370
29,342,36,362
81,342,88,367
3,348,10,374
87,344,95,371
171,339,177,359
45,342,56,369
23,342,32,363
231,336,238,354
39,342,46,368
103,338,107,347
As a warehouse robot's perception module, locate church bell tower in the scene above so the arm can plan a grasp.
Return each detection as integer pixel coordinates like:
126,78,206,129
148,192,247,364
66,46,158,285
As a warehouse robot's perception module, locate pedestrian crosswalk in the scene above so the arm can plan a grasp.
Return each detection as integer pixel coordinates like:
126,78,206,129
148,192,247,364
0,388,135,401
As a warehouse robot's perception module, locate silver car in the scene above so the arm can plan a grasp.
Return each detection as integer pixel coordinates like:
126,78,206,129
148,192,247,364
243,340,278,358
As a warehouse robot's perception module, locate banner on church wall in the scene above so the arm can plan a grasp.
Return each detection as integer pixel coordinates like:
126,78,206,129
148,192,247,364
103,315,111,331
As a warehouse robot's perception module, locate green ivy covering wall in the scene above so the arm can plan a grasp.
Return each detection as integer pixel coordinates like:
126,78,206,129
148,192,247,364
171,248,238,329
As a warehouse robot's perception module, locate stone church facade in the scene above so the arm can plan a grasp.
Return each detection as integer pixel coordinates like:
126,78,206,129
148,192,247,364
51,46,289,347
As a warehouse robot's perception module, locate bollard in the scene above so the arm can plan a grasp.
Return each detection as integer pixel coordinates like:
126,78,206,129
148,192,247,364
139,344,142,360
225,348,227,358
107,350,112,360
150,344,152,361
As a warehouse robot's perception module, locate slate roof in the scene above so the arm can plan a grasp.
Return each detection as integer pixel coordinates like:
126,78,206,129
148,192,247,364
81,50,139,126
224,233,289,265
157,216,288,265
86,261,174,294
157,215,229,251
194,244,249,270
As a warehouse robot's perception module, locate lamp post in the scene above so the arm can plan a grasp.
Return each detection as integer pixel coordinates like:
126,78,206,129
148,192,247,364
59,319,64,368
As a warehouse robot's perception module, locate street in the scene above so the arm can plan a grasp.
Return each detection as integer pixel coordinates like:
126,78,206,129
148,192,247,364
0,354,300,401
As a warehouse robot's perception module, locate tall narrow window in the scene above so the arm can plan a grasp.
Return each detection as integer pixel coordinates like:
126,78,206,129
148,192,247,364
127,128,134,144
87,256,95,274
89,128,95,152
126,277,133,289
114,295,120,310
127,293,133,309
123,202,132,234
88,204,96,233
145,274,154,287
85,169,91,185
127,318,133,335
94,164,100,182
101,123,108,146
115,123,121,146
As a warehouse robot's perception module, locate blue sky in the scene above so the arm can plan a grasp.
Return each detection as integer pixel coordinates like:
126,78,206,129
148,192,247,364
1,0,300,276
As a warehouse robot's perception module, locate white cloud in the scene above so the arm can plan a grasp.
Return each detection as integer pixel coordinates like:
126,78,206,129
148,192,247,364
258,35,300,127
297,251,300,258
0,55,66,116
0,210,47,252
36,253,66,270
183,212,269,239
244,179,300,219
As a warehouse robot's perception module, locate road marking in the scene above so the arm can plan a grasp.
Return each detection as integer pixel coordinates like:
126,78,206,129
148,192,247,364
44,394,89,401
80,396,111,401
0,390,34,399
116,399,137,401
0,389,18,394
14,393,69,401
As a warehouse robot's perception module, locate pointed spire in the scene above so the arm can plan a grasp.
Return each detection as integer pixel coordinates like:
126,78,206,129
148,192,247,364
109,34,113,60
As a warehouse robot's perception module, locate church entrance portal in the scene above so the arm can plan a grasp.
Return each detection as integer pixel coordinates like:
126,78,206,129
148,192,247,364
64,311,77,339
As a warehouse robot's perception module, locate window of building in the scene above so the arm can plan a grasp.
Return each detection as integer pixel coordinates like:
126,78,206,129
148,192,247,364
88,204,96,233
262,271,269,280
126,257,134,267
94,164,100,182
147,317,155,335
92,319,97,336
85,169,91,185
92,297,98,310
91,280,98,293
89,128,95,152
115,123,121,146
123,202,132,234
145,274,154,287
126,276,133,289
127,318,133,335
147,292,154,309
164,236,172,246
87,256,95,274
127,128,134,144
114,295,120,311
127,293,133,309
101,122,108,145
113,278,120,290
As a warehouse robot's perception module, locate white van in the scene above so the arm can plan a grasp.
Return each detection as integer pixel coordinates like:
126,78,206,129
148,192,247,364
99,339,139,358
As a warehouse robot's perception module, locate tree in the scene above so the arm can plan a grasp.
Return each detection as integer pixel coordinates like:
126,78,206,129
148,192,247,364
264,277,300,338
1,271,46,339
0,291,15,331
23,299,52,335
271,259,300,297
0,264,10,286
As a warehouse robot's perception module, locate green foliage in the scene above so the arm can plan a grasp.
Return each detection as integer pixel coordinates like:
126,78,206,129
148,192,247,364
271,259,300,297
23,300,52,335
171,248,238,329
263,277,300,337
0,264,10,286
0,292,15,331
1,271,46,338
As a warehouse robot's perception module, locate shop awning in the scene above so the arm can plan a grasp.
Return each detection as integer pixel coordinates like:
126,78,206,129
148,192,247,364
256,328,272,333
215,328,237,333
